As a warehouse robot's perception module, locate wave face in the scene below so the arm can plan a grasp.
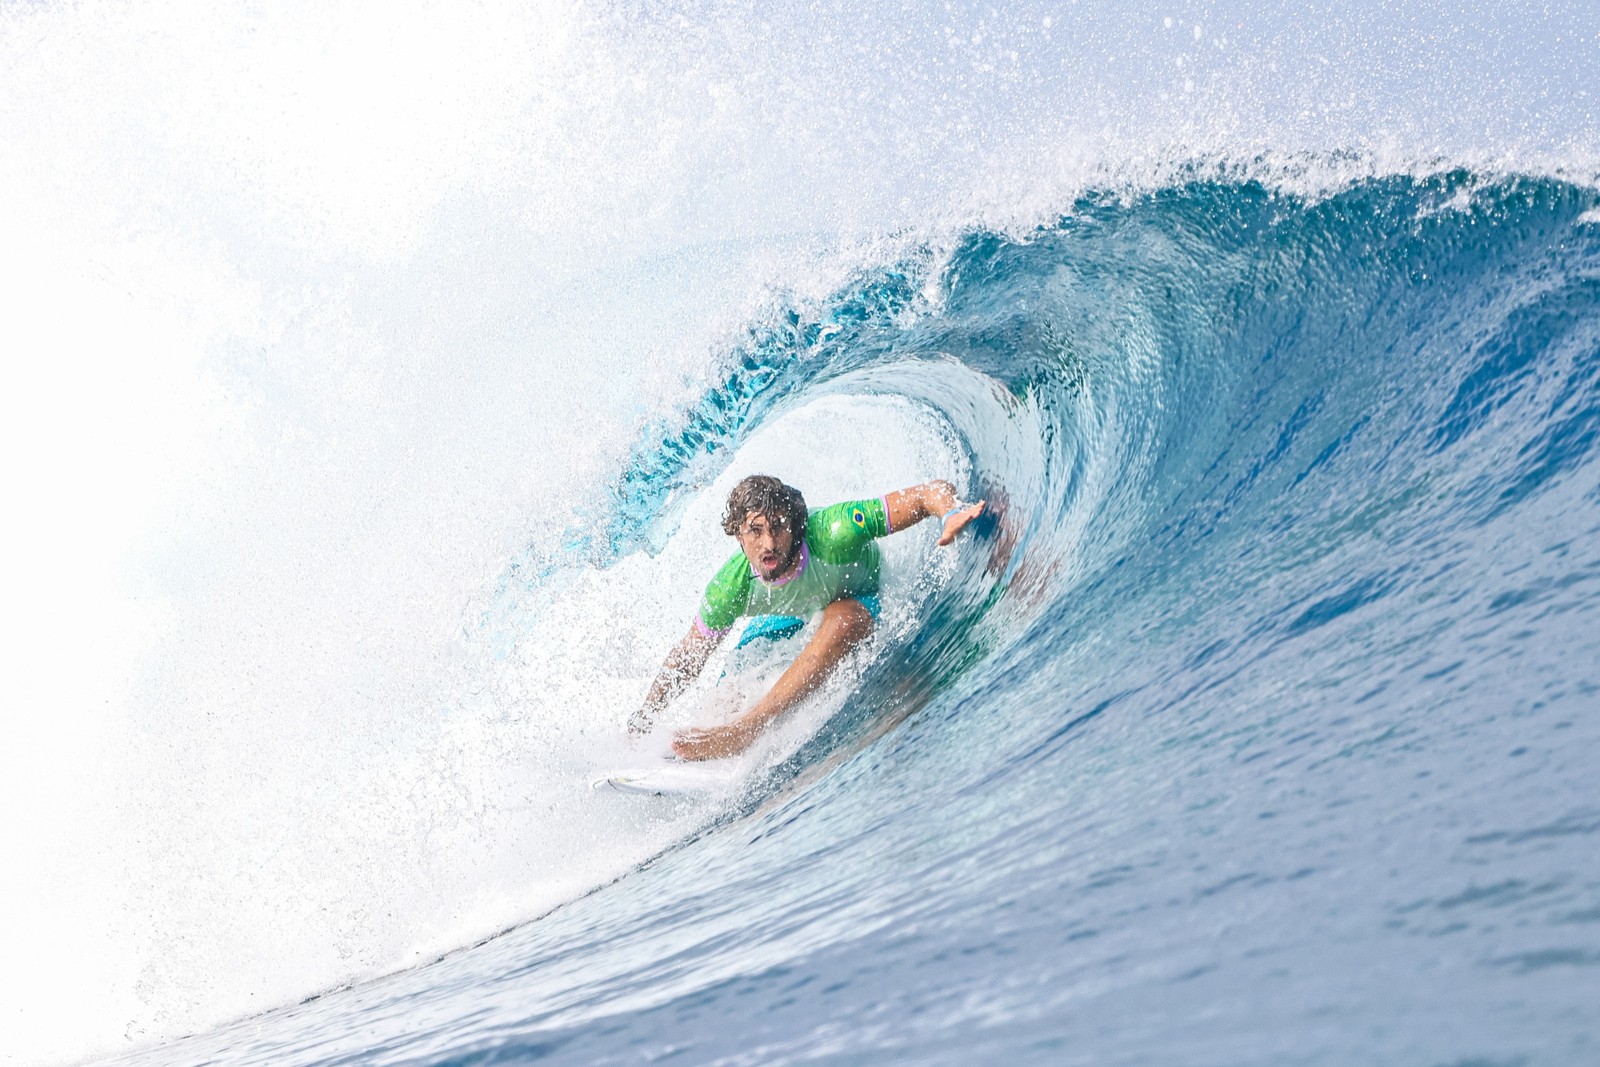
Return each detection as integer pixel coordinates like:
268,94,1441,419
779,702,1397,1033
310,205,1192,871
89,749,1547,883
103,172,1600,1065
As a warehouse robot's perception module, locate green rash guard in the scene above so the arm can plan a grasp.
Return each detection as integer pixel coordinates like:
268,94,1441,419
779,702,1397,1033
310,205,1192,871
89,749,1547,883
696,497,893,637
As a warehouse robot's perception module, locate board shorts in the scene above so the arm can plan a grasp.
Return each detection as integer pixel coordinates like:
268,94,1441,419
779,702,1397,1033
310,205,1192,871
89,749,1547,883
733,594,883,649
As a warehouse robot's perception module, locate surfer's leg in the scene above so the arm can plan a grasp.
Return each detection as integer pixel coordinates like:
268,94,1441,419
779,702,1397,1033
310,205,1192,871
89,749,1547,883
750,597,874,720
672,598,873,760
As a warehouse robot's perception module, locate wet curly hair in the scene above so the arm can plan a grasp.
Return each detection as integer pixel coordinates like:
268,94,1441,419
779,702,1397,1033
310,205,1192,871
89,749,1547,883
721,475,808,541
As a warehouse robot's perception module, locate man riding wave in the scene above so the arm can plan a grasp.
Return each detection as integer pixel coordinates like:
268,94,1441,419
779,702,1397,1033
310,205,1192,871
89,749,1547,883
629,474,985,760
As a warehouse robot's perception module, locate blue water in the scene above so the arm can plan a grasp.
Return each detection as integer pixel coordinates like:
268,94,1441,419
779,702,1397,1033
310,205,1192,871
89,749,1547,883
94,172,1600,1065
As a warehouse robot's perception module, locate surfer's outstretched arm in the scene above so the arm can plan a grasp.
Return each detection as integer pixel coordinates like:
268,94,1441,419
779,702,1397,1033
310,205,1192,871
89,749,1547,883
629,625,725,735
673,596,875,761
884,480,986,546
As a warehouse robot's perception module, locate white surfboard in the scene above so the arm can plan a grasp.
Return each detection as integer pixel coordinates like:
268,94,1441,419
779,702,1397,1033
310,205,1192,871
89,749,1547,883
590,761,737,797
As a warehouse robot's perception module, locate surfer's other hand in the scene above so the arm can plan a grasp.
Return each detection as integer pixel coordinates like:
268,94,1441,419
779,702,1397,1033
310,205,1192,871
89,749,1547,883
672,720,756,761
626,708,653,737
937,499,986,546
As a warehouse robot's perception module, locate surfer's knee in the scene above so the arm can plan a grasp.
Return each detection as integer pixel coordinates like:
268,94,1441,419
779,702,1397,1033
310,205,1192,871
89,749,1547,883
822,597,875,644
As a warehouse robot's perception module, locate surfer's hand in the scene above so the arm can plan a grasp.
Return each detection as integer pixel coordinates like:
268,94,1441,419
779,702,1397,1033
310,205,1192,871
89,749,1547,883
672,719,757,761
626,707,654,737
937,499,986,546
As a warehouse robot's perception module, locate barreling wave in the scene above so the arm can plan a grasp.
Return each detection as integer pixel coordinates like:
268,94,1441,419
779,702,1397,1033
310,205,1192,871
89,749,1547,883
113,168,1600,1066
547,169,1600,794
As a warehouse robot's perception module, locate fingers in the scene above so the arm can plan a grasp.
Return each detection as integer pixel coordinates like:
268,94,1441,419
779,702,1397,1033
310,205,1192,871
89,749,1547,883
936,500,986,546
627,702,660,732
672,724,745,761
671,728,709,760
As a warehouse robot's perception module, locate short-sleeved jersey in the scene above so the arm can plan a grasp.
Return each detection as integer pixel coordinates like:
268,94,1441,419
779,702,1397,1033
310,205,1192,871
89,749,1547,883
697,497,893,635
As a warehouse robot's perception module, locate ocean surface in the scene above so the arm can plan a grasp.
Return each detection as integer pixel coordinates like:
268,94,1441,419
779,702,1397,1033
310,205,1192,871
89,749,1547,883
4,4,1599,1066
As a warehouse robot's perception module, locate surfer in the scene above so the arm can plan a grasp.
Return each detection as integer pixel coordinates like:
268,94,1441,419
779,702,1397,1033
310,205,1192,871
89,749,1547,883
629,475,985,760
